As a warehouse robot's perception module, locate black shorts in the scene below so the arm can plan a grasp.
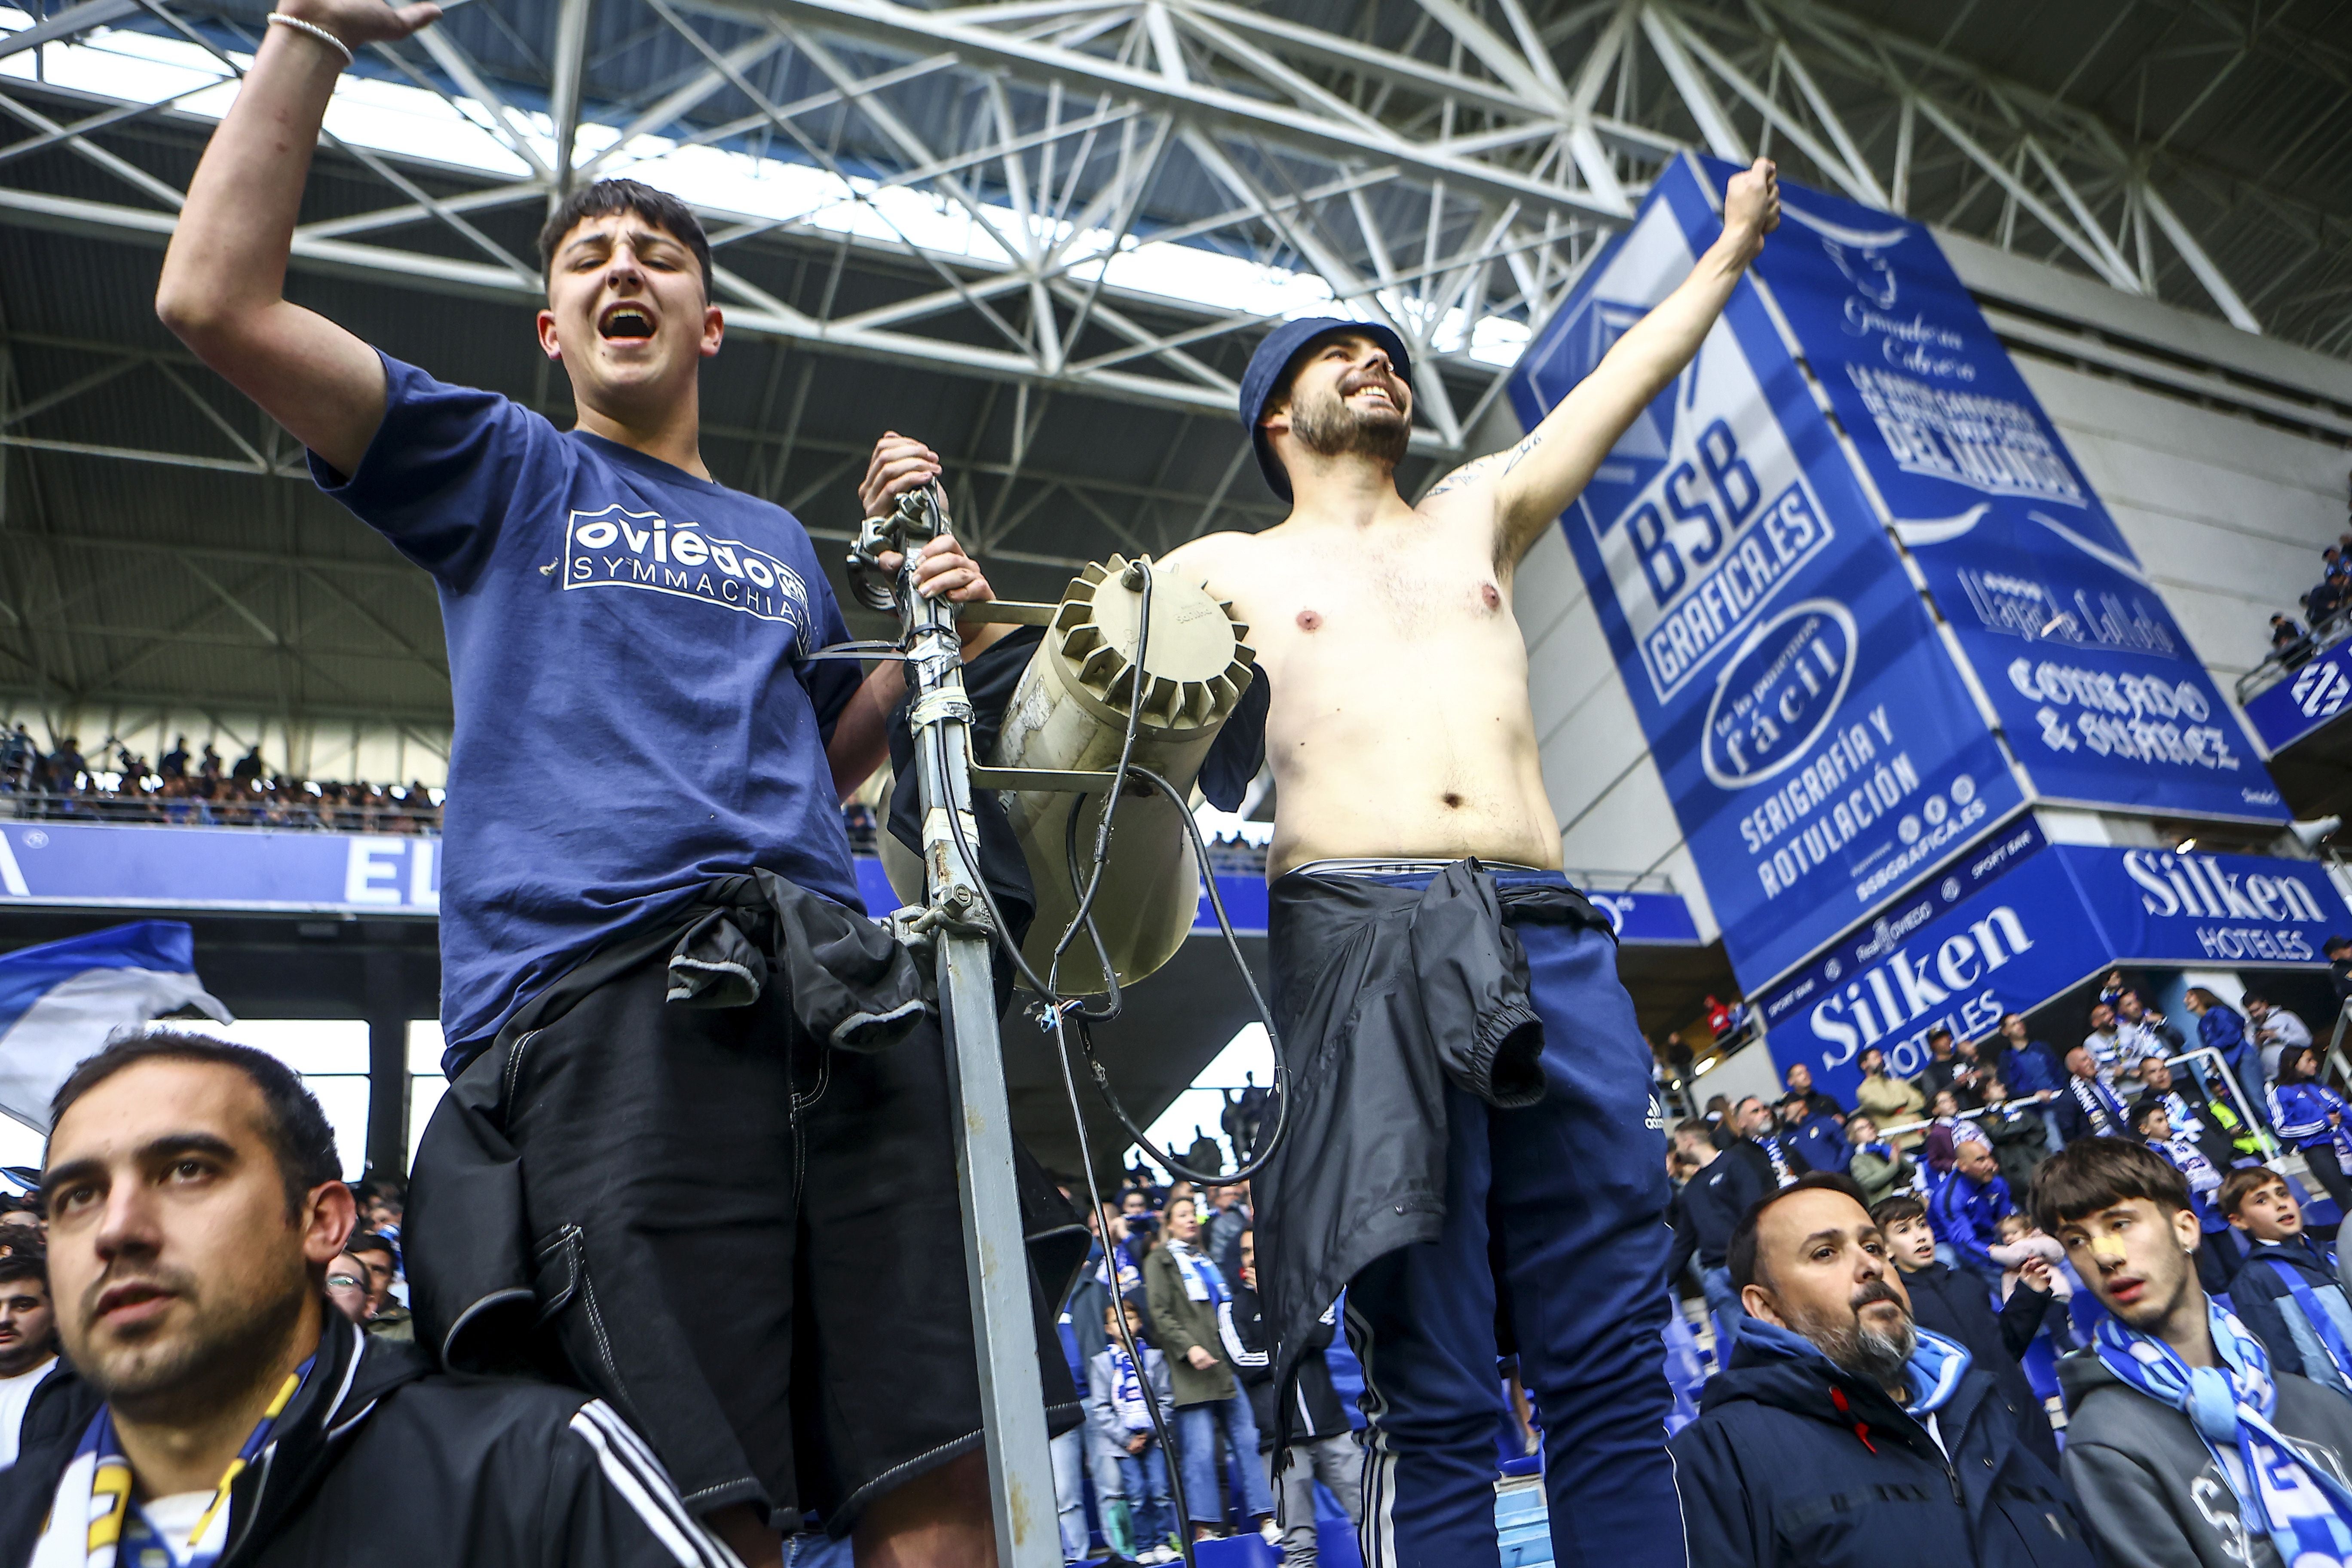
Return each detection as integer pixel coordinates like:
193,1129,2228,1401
487,947,1081,1535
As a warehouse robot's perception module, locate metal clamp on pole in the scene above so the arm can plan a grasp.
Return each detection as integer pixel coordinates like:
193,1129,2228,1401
847,485,1058,1567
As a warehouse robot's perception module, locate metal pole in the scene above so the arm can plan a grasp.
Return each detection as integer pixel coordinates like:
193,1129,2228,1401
889,493,1058,1568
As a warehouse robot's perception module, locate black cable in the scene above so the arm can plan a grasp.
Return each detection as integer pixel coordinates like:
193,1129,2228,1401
1047,563,1153,1012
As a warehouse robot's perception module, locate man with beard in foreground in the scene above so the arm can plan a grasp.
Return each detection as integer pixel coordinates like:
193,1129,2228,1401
1667,1173,2095,1567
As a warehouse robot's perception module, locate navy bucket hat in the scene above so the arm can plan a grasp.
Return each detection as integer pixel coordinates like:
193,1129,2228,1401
1237,317,1412,502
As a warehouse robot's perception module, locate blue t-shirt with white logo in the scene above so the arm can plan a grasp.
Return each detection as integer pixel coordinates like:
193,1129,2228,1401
315,354,862,1073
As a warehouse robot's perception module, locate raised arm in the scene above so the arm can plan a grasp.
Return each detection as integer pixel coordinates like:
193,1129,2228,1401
153,0,441,478
1434,159,1778,567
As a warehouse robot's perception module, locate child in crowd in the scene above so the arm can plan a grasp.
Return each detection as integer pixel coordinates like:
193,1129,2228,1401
1844,1113,1915,1207
1988,1210,2071,1304
2138,1099,2239,1293
1921,1088,1988,1182
1872,1194,2064,1467
2223,1166,2352,1396
1087,1299,1179,1565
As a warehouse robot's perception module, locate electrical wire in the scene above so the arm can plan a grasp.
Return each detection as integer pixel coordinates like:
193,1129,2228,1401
891,527,1293,1565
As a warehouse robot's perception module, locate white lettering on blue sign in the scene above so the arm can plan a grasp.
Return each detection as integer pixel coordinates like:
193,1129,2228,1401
1808,904,2034,1067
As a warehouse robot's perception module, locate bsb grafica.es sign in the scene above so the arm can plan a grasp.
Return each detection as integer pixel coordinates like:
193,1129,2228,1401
1507,155,2283,994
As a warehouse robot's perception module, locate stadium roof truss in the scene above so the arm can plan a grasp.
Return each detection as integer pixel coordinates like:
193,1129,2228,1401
0,0,2347,732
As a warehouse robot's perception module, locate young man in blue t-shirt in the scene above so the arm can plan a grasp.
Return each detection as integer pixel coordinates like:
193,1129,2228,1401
152,1,1047,1561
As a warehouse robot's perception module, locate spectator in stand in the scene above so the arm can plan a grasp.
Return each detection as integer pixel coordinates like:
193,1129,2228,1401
1703,995,1735,1041
3,1032,733,1567
2126,987,2192,1063
1050,1303,1093,1568
1668,1123,1764,1342
361,1177,405,1266
2045,1139,2352,1567
0,1251,65,1471
2183,989,2260,1113
1928,1139,2014,1285
2135,1100,2236,1294
45,738,83,795
157,735,188,781
1779,1093,1848,1174
1700,1094,1736,1148
1989,1212,2071,1308
325,1250,372,1326
2132,1055,2239,1170
1913,1029,1970,1106
2269,1045,2352,1216
1088,1298,1178,1565
1782,1061,1843,1122
1977,1076,2050,1196
2055,1046,2133,1142
2245,992,2313,1084
345,1232,411,1342
2221,1167,2352,1396
1845,1115,1916,1207
1854,1047,1928,1150
2272,612,2313,665
1205,1182,1251,1289
1669,1175,2093,1565
1730,1096,1810,1190
1921,1087,1990,1180
1875,1194,2063,1470
1990,1021,2052,1081
1230,1231,1357,1568
1143,1194,1275,1544
2081,1003,2140,1089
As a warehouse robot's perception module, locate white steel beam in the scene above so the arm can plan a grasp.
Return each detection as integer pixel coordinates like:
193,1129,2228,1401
702,0,1633,222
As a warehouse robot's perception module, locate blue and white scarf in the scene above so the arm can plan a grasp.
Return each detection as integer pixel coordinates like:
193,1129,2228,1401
1170,1242,1228,1305
2095,1302,2352,1562
1901,1326,1971,1419
32,1356,313,1568
1107,1345,1155,1432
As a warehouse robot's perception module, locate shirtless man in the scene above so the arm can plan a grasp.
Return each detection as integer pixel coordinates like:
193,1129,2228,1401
862,160,1773,1564
1153,159,1782,1568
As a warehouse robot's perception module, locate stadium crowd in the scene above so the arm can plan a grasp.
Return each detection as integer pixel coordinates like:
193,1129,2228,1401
0,726,443,833
2266,528,2352,667
1664,971,2352,1564
0,973,2342,1565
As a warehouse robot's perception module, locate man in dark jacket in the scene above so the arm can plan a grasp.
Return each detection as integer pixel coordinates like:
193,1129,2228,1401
2053,1046,2133,1143
1667,1174,2095,1566
1779,1094,1849,1174
1874,1194,2061,1469
5,1032,734,1568
1667,1124,1763,1344
1231,1231,1358,1566
1780,1063,1844,1123
1977,1076,2052,1197
1727,1096,1811,1191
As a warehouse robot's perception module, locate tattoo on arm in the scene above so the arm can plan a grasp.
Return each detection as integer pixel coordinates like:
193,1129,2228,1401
1424,430,1548,503
1423,452,1500,500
